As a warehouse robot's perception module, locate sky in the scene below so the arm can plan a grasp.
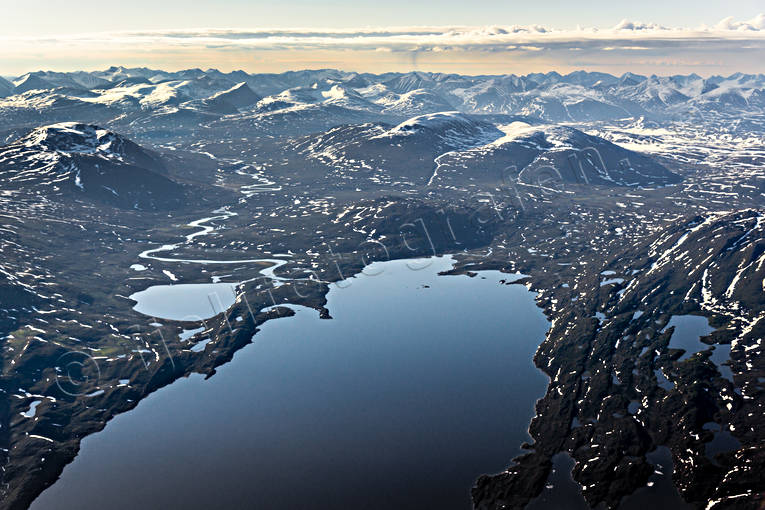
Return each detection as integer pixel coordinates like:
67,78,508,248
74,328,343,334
1,1,764,76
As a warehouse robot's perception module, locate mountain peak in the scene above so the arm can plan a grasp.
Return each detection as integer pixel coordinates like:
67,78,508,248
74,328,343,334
22,123,126,158
372,111,505,150
380,111,479,136
209,81,262,108
2,123,181,209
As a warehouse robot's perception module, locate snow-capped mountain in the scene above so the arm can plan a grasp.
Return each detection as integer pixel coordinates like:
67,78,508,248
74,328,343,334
366,87,456,116
0,122,183,209
428,121,681,188
284,113,483,185
0,76,14,98
21,122,166,168
12,74,59,94
209,82,262,109
373,111,503,146
290,111,501,168
2,67,764,141
287,112,677,188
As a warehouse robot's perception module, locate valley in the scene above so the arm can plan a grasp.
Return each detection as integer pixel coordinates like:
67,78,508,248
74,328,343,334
0,68,763,510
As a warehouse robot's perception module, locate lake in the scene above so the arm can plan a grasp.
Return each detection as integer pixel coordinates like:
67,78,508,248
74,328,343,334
31,256,551,510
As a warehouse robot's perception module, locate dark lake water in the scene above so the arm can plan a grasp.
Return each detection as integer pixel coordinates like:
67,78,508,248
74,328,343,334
31,256,551,510
526,447,693,510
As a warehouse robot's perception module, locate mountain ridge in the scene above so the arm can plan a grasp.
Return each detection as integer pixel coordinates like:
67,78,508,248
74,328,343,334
2,68,765,141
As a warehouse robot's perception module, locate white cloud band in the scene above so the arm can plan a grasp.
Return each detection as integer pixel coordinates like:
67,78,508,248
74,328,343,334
2,15,764,75
4,14,765,53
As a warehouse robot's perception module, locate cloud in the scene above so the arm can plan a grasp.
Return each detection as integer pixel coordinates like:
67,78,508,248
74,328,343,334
715,13,765,31
3,15,765,55
1,15,764,75
613,20,666,31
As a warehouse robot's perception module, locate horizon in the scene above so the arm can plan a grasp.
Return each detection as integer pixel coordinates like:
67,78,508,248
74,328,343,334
2,2,764,76
4,65,765,81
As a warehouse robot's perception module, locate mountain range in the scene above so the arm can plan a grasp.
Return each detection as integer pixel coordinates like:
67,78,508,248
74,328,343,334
0,66,763,510
2,68,765,142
